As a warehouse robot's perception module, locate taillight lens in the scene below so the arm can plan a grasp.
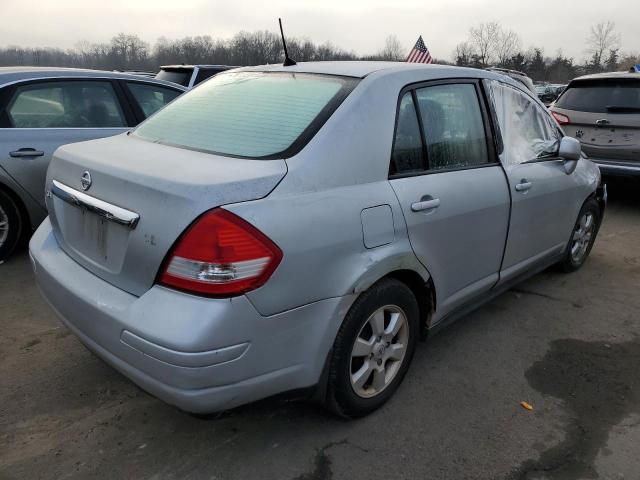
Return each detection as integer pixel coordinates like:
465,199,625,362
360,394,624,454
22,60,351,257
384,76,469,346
551,111,570,125
159,209,282,296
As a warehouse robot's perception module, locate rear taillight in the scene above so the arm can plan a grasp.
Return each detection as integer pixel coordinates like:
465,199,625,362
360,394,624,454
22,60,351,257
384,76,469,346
159,209,282,296
551,111,570,125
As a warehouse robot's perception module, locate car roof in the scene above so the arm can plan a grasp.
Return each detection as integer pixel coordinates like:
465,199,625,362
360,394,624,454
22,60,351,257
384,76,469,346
572,71,640,82
0,67,186,90
160,65,239,70
235,61,506,80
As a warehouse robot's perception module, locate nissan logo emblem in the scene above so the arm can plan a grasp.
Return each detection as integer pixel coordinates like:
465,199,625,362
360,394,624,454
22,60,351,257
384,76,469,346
80,171,92,191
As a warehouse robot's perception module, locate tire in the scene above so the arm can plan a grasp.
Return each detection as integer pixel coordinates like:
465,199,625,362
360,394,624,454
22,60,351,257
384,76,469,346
0,189,24,262
326,278,419,418
559,198,601,273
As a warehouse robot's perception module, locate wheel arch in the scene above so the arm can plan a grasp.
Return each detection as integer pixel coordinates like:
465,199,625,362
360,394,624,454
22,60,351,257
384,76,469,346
0,177,32,241
386,269,436,334
352,265,436,333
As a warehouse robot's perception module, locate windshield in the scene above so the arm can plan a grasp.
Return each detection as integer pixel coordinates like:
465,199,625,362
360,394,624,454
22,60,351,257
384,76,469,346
134,71,358,159
556,79,640,113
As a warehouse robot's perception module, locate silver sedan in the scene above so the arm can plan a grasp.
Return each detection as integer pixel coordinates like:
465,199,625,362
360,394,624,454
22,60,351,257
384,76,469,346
30,62,606,417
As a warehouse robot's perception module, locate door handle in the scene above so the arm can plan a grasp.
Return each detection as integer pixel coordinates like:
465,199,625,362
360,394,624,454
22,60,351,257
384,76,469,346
411,197,440,212
515,180,532,192
10,148,45,158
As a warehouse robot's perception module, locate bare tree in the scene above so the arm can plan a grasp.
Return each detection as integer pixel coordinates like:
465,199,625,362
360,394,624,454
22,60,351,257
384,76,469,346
468,21,501,67
495,29,522,67
587,21,620,65
379,35,404,61
453,41,474,66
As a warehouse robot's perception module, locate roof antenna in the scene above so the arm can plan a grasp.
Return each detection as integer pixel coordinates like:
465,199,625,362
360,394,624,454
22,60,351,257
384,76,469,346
279,18,297,67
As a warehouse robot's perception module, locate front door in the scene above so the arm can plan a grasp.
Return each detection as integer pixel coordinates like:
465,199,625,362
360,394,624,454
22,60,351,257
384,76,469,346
487,80,583,282
389,81,510,322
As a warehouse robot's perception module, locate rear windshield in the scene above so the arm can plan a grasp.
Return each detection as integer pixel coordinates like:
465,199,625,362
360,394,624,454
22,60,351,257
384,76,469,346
155,69,192,87
556,79,640,113
134,71,358,159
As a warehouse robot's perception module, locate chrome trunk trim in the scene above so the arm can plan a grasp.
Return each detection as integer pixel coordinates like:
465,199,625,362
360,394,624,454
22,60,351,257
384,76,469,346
50,180,140,229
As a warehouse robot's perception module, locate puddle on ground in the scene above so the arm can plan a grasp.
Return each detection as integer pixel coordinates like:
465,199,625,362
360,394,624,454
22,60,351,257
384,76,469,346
510,338,640,480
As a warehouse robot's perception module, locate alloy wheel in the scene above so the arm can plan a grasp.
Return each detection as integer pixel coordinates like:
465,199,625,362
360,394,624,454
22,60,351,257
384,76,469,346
0,204,8,248
571,211,595,264
349,305,409,398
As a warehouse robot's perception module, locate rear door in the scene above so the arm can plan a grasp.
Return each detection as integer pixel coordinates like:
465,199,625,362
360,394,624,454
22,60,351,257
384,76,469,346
553,78,640,162
0,79,131,207
488,80,583,283
389,80,510,321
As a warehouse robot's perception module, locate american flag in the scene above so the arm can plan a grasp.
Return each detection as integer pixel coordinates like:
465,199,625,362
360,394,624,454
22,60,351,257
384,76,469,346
406,36,433,64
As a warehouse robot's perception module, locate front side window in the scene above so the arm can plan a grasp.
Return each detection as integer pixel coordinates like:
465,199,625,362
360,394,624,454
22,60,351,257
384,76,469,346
127,82,181,118
134,72,357,159
489,80,559,165
415,83,490,171
390,92,424,175
7,81,126,128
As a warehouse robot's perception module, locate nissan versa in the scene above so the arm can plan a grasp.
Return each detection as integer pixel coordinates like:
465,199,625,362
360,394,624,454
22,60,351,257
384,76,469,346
30,62,606,418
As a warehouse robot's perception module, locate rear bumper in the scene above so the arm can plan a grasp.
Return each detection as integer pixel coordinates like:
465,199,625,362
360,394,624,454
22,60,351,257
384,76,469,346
591,158,640,176
29,218,355,413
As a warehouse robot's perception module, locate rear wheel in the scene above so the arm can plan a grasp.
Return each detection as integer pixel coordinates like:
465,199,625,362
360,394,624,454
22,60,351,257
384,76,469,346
326,278,419,418
560,198,600,272
0,189,24,262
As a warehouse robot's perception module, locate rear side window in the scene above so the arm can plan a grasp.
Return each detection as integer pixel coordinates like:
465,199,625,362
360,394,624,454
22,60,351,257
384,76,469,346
390,92,424,175
134,72,357,159
556,79,640,113
127,82,181,118
415,83,489,171
6,81,126,128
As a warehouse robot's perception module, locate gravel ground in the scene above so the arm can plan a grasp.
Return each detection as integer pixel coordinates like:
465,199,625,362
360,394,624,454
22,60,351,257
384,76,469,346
1,177,639,480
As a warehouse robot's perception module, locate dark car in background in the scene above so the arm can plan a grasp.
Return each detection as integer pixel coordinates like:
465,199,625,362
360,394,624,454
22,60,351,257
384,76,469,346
0,67,185,260
536,84,566,106
550,71,640,176
155,65,239,88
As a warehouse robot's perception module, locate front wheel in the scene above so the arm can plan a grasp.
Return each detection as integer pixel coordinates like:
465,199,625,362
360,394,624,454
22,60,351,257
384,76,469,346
559,198,601,272
326,278,419,418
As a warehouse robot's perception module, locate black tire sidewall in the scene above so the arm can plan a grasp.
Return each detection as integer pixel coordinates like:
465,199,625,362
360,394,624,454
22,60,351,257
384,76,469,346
562,198,600,272
0,189,22,261
327,278,420,418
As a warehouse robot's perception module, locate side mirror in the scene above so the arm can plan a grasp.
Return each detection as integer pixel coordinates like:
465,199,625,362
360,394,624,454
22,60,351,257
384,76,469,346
559,136,581,161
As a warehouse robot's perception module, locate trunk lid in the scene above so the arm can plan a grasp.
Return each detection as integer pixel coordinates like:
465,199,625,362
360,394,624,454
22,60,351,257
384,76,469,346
45,134,287,296
558,108,640,161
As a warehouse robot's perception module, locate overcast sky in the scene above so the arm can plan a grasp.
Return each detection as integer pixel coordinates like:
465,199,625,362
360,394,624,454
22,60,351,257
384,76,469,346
1,0,638,62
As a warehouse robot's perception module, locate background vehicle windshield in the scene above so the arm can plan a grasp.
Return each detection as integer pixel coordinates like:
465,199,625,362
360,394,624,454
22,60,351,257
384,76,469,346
556,79,640,112
134,71,357,158
155,69,192,86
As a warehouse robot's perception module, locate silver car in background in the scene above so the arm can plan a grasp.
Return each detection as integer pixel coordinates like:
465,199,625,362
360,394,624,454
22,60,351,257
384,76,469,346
0,67,185,260
550,71,640,176
30,62,606,417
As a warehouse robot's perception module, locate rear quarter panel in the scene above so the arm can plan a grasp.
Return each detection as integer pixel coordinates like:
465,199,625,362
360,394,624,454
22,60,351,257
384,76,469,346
226,180,429,316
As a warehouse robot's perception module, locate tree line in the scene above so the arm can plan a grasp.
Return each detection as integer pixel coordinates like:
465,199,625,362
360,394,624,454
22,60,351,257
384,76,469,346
453,21,639,83
0,22,637,84
0,31,365,73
